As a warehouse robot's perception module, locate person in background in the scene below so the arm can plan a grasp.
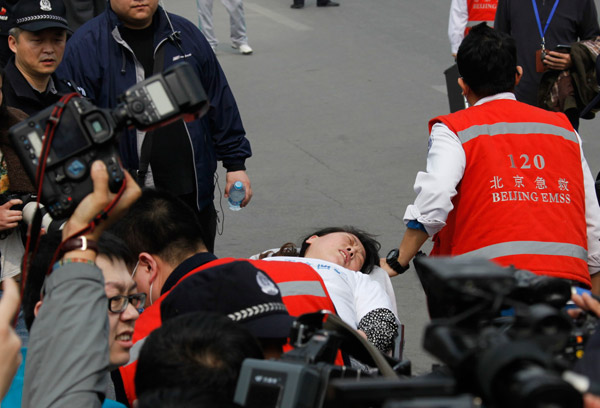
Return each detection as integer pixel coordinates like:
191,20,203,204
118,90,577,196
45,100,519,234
290,0,339,9
0,0,18,68
4,0,79,116
494,0,600,108
58,0,253,253
448,0,497,58
196,0,253,54
0,278,22,403
62,0,105,31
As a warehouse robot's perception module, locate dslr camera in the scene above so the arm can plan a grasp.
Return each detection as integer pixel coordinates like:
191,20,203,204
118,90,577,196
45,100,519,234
9,62,209,219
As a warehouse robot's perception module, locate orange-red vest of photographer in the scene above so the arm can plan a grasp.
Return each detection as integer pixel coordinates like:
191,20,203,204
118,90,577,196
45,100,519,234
118,257,339,406
428,98,590,288
465,0,498,35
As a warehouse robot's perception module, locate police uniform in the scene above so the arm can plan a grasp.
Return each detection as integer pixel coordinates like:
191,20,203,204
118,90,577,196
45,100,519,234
3,57,77,116
3,0,77,116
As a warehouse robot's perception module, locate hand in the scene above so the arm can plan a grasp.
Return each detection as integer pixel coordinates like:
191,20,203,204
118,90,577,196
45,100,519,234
62,161,142,243
0,199,22,231
225,170,253,208
569,292,600,318
380,257,397,278
585,394,600,408
0,278,22,400
544,50,572,71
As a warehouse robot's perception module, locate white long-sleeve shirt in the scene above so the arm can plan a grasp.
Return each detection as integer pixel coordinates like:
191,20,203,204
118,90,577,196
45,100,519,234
448,0,469,54
404,92,600,274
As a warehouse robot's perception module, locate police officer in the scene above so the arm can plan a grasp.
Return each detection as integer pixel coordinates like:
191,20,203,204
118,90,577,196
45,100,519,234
4,0,78,115
383,23,600,294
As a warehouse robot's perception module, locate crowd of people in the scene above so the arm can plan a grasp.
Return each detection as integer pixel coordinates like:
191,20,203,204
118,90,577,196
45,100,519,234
0,0,598,407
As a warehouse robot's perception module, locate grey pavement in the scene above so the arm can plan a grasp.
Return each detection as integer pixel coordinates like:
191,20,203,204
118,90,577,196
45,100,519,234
167,0,600,375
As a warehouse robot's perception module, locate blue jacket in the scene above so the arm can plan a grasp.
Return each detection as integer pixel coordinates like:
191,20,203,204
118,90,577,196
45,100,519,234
57,4,251,209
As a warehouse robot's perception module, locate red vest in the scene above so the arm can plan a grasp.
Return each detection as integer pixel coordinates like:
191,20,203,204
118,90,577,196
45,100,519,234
465,0,498,35
428,99,590,287
118,257,339,406
119,257,235,406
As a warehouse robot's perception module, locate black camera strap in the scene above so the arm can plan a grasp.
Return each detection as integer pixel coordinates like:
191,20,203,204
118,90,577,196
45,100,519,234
136,45,166,185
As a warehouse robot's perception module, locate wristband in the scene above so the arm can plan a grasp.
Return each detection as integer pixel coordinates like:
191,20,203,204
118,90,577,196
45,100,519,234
53,258,96,271
61,236,99,254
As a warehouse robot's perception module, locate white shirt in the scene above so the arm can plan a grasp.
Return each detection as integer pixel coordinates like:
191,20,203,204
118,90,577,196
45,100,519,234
448,0,469,54
403,92,600,273
261,256,396,329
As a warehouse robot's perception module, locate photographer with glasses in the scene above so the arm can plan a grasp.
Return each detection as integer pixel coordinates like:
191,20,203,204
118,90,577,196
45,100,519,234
6,231,146,407
16,160,141,408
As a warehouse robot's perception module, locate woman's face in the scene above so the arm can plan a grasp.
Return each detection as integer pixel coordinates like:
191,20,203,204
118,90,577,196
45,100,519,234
304,232,366,271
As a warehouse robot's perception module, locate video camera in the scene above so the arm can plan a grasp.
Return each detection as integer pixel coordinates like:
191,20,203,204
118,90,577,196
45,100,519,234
9,62,209,219
234,311,404,408
242,258,599,408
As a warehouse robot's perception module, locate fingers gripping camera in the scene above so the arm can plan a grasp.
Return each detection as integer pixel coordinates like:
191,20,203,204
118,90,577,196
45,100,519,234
9,63,209,219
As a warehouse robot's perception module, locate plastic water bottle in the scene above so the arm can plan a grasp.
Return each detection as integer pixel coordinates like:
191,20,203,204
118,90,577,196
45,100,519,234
228,181,245,211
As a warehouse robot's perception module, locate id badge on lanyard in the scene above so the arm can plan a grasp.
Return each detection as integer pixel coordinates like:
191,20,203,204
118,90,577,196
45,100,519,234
533,0,560,72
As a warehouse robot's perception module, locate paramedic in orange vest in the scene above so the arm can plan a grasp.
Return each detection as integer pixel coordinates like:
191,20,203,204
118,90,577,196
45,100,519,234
448,0,498,58
383,23,600,294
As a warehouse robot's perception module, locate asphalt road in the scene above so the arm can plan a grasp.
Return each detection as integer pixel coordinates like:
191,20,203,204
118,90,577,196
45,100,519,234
166,0,600,375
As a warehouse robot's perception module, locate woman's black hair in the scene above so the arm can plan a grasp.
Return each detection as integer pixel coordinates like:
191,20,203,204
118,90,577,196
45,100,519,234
263,226,381,274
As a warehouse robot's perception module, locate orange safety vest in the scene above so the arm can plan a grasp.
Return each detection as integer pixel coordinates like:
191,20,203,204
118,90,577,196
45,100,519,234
465,0,498,35
118,257,235,406
428,98,590,287
118,257,340,406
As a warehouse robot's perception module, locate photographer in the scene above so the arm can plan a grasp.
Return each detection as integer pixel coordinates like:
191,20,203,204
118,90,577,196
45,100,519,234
0,65,36,346
21,160,141,408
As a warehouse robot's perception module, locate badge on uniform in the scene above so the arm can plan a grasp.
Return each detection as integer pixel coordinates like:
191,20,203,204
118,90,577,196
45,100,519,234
40,0,52,11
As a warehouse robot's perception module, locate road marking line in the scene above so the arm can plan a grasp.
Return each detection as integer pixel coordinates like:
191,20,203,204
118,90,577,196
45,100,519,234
246,3,313,31
431,85,447,95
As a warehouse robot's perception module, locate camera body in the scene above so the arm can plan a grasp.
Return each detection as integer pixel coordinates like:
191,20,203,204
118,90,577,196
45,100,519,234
234,313,366,408
10,98,122,219
9,62,208,219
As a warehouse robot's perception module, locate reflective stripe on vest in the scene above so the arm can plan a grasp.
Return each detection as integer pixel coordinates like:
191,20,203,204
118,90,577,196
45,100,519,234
466,20,493,27
455,241,588,261
457,122,579,145
278,281,327,298
127,337,146,364
465,0,497,34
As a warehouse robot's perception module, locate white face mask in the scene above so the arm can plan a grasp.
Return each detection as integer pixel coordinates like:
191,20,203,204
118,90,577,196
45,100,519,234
149,281,154,306
131,260,140,279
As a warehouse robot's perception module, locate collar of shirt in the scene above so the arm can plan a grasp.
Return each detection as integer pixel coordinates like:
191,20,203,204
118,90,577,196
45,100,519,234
474,92,517,106
46,77,57,95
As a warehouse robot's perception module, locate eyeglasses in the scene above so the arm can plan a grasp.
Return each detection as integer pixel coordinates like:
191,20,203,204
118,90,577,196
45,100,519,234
108,293,147,314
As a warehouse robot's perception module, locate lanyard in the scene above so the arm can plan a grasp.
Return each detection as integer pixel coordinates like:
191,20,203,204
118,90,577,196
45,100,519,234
532,0,560,50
